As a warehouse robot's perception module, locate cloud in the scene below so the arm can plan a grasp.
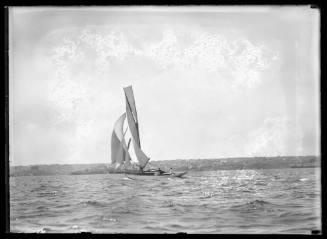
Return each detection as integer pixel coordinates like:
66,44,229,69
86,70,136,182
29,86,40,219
244,117,304,157
39,25,282,162
48,26,279,88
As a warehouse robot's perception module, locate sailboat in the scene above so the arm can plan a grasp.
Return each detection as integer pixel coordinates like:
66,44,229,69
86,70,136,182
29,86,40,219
110,86,187,177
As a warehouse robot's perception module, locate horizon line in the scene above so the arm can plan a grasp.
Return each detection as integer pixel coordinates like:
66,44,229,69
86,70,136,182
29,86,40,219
9,154,320,167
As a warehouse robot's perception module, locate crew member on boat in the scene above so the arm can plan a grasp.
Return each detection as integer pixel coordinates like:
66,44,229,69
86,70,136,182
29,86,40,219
139,167,144,174
158,168,164,175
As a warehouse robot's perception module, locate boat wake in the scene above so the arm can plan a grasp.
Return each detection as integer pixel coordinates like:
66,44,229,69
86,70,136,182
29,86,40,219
123,176,136,181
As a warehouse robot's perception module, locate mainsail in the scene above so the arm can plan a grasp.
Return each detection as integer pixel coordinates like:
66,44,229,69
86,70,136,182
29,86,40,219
123,86,150,169
125,100,141,147
123,86,138,122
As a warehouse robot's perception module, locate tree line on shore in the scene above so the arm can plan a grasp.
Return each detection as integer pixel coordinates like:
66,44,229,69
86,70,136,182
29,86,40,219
10,155,320,177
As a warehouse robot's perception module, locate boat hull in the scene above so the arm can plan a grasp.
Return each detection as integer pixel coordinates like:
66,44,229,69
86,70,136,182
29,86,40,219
109,171,188,177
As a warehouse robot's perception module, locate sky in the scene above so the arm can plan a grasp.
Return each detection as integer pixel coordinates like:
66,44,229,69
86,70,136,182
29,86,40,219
9,6,320,166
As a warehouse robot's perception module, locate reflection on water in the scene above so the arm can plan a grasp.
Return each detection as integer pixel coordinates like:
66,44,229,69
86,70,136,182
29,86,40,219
10,168,321,234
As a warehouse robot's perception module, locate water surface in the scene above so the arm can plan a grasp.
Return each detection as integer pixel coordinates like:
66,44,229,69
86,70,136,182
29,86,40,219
10,168,321,234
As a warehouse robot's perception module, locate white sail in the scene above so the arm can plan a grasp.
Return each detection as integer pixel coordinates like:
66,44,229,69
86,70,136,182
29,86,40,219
132,138,150,169
125,99,141,147
111,113,131,166
111,113,125,165
124,138,132,167
114,113,126,141
123,86,150,169
123,86,138,122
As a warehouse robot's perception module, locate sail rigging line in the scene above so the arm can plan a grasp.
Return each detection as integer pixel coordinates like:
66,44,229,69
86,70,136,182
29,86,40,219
127,138,131,149
123,127,128,136
135,121,140,148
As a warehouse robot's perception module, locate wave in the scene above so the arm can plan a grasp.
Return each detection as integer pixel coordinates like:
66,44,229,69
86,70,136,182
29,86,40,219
71,225,80,229
247,200,275,208
123,176,135,181
200,191,217,199
31,185,47,192
78,200,106,207
142,225,168,232
35,227,51,233
10,169,320,234
102,217,118,222
168,223,184,229
70,225,91,233
299,178,309,182
278,211,318,221
254,181,268,186
54,203,72,208
162,200,175,208
231,199,275,211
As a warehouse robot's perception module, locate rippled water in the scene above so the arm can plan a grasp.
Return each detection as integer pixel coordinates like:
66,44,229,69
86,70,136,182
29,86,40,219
10,168,321,234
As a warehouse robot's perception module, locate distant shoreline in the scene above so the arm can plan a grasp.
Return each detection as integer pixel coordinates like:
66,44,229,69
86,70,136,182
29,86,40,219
9,156,320,177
